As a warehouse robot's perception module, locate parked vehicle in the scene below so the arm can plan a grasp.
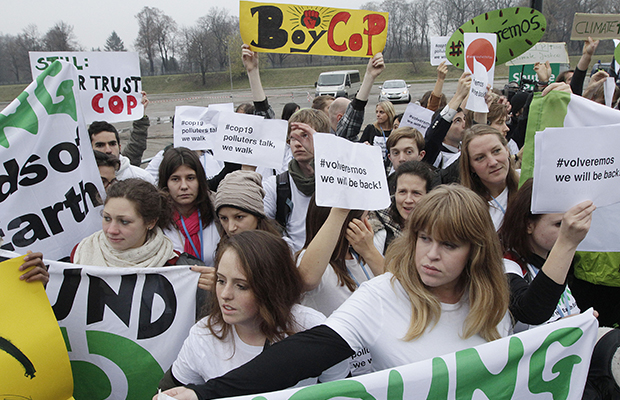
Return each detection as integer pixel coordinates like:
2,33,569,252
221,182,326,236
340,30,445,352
378,79,411,103
315,70,361,98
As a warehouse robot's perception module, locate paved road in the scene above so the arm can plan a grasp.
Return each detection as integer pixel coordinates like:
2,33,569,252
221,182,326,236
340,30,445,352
110,78,507,164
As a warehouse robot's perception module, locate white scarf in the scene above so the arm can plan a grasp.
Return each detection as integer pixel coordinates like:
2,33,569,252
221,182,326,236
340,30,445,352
73,227,176,268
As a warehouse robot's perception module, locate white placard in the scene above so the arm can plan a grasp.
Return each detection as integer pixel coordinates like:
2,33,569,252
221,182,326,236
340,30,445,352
465,58,489,113
314,133,390,210
505,42,569,66
614,40,620,75
400,103,434,133
464,33,496,88
604,77,616,107
532,124,620,213
430,36,452,66
212,112,288,169
174,106,217,150
29,51,143,124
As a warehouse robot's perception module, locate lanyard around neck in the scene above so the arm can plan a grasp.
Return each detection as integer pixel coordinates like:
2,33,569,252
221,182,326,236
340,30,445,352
180,209,203,261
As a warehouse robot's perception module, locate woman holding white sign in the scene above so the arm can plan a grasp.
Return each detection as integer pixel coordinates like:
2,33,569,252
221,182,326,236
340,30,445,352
459,124,519,230
159,185,511,400
499,179,594,330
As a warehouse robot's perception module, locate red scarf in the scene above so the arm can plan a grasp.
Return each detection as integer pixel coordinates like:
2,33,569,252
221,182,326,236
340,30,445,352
174,210,201,259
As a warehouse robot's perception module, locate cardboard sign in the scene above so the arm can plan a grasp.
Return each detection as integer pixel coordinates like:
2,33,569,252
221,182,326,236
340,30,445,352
314,133,390,210
173,103,234,150
571,13,620,40
212,112,288,169
430,36,452,66
505,42,569,66
239,1,388,58
532,124,620,213
223,310,597,400
400,103,434,133
446,7,546,68
29,52,143,124
46,261,199,399
0,60,104,260
0,254,74,400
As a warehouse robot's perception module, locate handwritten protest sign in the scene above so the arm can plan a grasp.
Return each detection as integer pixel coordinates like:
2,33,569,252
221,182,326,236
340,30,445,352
314,133,389,210
46,261,199,399
571,13,620,40
446,7,546,68
212,112,288,169
239,1,388,58
223,310,597,400
173,103,234,150
0,254,74,400
430,36,452,66
29,52,142,124
532,124,620,213
400,103,434,133
0,61,104,260
505,42,569,66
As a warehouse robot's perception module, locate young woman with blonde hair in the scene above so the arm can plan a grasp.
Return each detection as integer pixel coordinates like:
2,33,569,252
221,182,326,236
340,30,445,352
459,124,520,230
160,185,512,400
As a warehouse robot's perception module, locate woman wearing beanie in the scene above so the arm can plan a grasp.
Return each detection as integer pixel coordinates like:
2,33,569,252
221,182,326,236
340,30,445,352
215,170,280,238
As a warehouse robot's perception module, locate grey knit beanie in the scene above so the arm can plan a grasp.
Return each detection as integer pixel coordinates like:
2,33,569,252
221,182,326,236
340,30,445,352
215,170,266,217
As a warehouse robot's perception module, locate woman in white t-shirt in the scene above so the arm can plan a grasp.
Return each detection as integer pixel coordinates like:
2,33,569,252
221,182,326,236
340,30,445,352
297,196,385,317
159,230,348,390
159,184,512,400
459,125,520,230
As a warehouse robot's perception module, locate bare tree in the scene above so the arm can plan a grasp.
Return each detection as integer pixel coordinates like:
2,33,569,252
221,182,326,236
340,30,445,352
203,8,236,69
135,6,162,75
43,21,79,51
182,20,214,85
105,31,126,51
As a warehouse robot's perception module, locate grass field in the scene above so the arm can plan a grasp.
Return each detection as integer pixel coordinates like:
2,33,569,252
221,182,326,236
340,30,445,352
0,54,613,103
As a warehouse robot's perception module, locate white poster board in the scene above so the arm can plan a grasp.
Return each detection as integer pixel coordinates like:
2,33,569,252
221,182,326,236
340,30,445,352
464,32,497,88
532,124,620,213
314,133,390,210
212,112,288,169
400,103,434,133
505,42,569,66
29,51,143,124
430,36,453,66
173,104,234,150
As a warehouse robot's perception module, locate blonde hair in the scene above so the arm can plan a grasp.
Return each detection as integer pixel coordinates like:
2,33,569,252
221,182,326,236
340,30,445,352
385,185,509,342
459,125,519,202
374,101,396,130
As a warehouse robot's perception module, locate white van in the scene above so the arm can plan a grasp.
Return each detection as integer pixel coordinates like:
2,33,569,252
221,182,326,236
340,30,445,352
315,70,361,98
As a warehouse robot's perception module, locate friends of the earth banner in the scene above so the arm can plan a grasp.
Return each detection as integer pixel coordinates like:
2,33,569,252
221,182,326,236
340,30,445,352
46,261,200,399
0,60,103,260
220,310,597,400
239,1,388,58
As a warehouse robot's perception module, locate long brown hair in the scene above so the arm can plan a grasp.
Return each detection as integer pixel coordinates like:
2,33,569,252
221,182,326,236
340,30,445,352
158,147,215,228
300,195,364,292
459,125,519,202
207,231,303,343
498,178,538,260
386,185,509,342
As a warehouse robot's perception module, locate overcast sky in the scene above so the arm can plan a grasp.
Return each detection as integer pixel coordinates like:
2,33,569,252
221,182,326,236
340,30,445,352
3,0,366,51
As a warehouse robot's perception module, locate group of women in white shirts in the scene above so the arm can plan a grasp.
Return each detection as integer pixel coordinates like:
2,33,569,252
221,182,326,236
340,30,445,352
63,46,610,400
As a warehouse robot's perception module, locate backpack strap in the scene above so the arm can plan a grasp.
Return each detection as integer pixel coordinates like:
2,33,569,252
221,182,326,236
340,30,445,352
275,172,293,232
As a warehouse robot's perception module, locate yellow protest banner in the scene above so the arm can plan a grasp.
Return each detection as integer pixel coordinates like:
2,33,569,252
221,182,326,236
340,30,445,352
240,1,388,57
0,255,74,400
